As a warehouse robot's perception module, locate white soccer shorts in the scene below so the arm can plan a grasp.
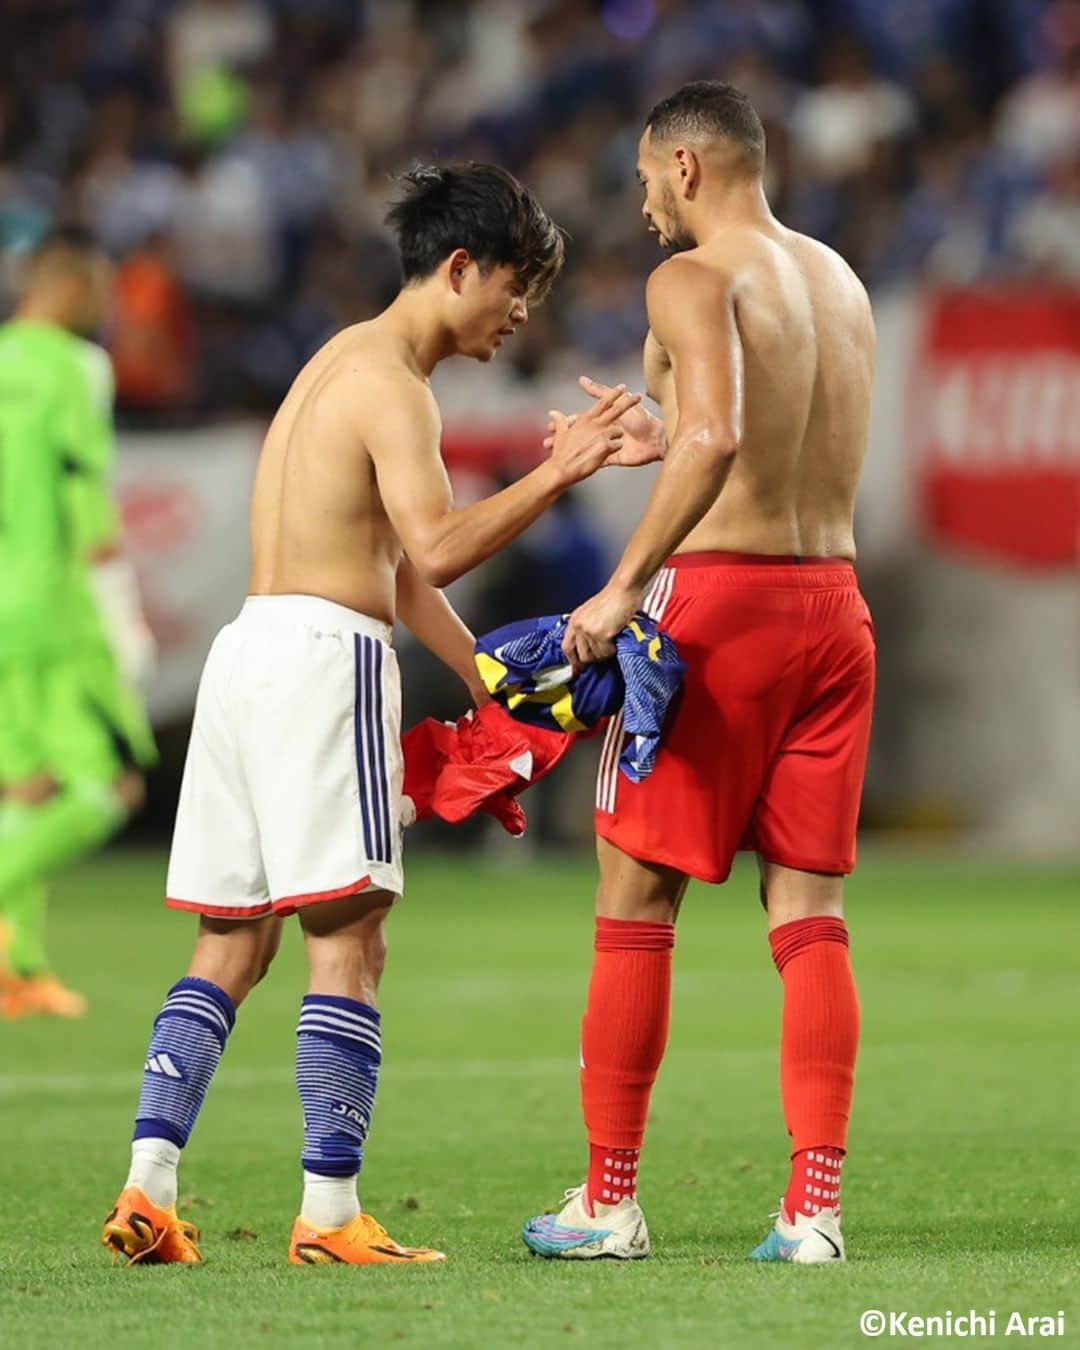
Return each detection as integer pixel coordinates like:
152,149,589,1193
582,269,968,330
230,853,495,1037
166,595,403,918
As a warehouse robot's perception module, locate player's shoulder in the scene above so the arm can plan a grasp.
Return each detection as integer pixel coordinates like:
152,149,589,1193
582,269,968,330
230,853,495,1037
783,228,871,311
646,251,735,310
314,326,439,431
299,324,411,392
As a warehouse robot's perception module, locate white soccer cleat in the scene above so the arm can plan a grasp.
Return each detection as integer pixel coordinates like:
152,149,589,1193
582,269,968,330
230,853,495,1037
523,1184,650,1260
750,1203,845,1264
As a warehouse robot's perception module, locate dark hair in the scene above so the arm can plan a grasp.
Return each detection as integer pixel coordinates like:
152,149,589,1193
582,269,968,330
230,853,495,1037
385,162,565,303
646,81,766,171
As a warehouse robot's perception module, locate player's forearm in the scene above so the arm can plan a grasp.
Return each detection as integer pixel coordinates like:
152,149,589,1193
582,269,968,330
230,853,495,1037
396,562,478,691
416,461,565,588
612,429,736,591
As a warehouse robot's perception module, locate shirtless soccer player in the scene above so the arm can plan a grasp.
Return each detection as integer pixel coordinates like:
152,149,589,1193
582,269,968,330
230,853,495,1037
522,83,876,1265
101,163,640,1267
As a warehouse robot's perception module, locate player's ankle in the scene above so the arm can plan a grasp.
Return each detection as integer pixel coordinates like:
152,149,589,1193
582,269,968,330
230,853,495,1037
301,1172,361,1230
784,1147,844,1222
125,1137,181,1209
586,1143,640,1212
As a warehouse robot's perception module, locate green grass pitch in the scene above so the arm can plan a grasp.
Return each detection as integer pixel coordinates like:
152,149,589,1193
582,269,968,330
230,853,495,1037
1,849,1077,1348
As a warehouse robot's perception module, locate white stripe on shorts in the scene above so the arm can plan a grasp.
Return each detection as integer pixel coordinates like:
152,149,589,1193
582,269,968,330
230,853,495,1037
595,566,677,815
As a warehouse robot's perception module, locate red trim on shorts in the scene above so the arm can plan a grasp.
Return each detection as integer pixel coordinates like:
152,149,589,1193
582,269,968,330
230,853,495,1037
271,875,374,917
165,897,275,919
667,551,854,568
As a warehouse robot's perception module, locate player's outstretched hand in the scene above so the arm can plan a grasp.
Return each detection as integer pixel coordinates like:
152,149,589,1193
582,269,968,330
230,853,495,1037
563,581,643,668
542,380,664,468
577,375,666,467
546,383,641,485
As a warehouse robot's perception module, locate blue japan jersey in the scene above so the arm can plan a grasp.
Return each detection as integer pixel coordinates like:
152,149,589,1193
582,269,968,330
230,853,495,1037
475,613,685,783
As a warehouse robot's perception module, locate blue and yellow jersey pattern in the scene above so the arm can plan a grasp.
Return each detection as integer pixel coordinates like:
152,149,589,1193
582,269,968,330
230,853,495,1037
474,613,685,783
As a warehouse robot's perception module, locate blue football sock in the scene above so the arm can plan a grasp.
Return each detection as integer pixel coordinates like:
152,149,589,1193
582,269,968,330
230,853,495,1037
296,995,381,1183
133,977,236,1150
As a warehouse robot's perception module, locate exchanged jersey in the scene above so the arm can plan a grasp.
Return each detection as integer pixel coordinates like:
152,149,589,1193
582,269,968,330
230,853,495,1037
402,702,576,836
474,613,685,783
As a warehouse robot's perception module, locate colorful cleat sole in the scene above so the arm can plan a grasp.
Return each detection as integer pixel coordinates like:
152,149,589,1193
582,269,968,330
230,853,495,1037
522,1185,650,1260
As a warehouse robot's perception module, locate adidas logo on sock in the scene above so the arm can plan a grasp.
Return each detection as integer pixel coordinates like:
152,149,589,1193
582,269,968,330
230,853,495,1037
145,1052,185,1079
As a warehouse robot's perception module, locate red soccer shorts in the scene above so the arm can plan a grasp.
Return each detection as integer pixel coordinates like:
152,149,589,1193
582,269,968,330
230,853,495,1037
596,553,876,881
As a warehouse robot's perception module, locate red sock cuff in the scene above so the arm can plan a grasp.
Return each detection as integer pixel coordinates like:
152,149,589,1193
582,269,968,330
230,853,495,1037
769,916,849,974
594,916,676,952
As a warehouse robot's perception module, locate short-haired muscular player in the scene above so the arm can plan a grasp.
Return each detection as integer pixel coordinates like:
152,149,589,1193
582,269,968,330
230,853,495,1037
523,83,876,1264
101,163,640,1268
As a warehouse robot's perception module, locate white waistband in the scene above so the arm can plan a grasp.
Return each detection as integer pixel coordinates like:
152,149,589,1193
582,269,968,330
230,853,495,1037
240,594,393,645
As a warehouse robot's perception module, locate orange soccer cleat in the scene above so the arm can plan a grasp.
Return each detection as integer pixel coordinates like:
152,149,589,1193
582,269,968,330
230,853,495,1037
102,1186,204,1265
288,1211,446,1265
2,972,88,1019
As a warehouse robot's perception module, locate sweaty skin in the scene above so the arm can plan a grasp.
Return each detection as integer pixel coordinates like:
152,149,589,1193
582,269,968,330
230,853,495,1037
249,322,407,626
564,135,875,663
640,225,874,563
247,266,638,690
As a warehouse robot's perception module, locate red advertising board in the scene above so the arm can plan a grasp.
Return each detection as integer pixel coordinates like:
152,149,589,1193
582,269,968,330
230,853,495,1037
914,289,1080,569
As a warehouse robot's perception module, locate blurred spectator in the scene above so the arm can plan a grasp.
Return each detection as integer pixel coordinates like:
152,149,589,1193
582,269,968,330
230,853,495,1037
564,254,649,365
76,95,184,257
171,143,278,302
1011,152,1080,280
0,0,1075,412
997,0,1080,168
168,0,274,91
231,82,339,294
792,35,916,181
478,489,611,628
110,231,197,416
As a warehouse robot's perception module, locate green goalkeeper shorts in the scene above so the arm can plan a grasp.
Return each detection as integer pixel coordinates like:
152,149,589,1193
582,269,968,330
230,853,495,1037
0,649,157,787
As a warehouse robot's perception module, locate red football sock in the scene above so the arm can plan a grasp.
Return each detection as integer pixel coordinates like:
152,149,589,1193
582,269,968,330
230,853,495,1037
587,1143,639,1206
581,916,674,1210
769,916,859,1219
786,1147,844,1219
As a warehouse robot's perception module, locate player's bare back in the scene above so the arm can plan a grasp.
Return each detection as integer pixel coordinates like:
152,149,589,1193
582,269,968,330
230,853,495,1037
645,223,874,561
248,322,421,624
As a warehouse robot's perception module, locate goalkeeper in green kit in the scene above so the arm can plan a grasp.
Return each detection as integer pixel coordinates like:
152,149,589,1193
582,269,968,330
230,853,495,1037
0,228,157,1017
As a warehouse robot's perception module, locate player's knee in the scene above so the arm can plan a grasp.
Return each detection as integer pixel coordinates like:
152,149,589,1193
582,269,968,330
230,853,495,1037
596,890,677,924
315,914,387,981
190,915,282,1004
365,920,388,982
595,838,687,924
252,922,284,987
304,913,390,1003
759,858,845,929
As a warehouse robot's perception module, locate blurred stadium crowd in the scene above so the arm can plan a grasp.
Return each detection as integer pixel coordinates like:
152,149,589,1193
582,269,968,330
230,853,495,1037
1,0,1077,420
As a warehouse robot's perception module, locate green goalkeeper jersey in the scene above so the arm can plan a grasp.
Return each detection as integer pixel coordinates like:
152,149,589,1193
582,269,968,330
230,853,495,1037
0,319,119,663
